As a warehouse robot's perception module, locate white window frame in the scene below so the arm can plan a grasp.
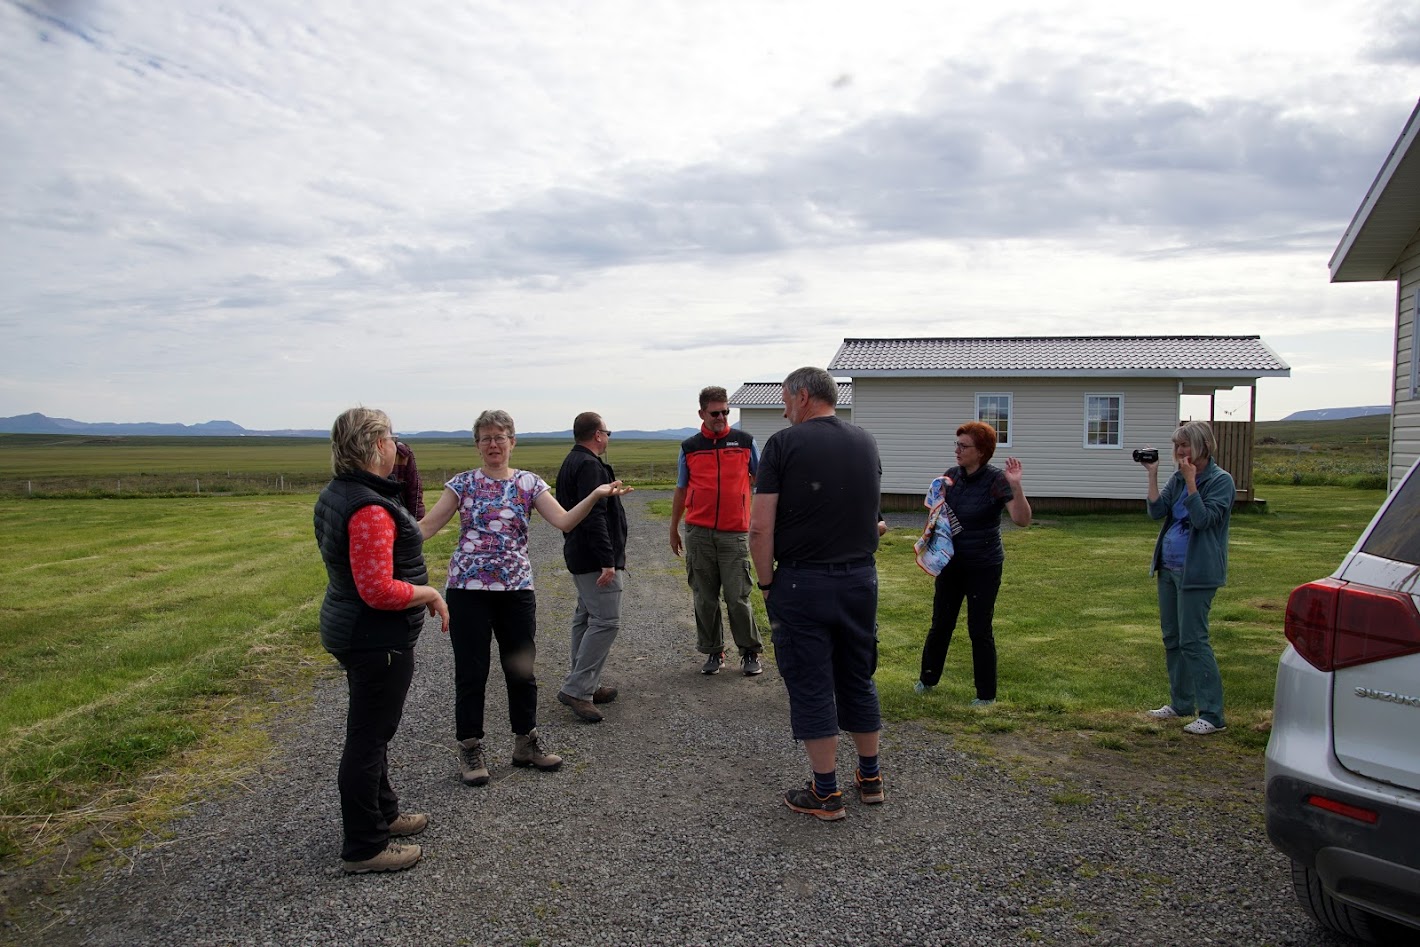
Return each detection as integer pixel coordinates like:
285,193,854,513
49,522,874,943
1409,287,1419,399
975,391,1013,447
1083,393,1123,449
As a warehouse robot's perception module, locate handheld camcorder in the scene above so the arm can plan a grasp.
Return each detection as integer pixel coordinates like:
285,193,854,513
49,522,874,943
1132,448,1159,464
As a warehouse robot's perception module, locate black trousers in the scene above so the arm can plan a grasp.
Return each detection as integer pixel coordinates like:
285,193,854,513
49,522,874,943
919,557,1004,700
448,588,539,740
334,646,414,861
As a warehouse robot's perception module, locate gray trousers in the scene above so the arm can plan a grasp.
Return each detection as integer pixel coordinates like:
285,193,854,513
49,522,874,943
684,524,762,657
562,569,623,700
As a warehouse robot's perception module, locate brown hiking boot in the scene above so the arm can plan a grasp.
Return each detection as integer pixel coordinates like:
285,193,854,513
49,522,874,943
557,689,603,723
341,841,422,874
388,812,429,837
512,728,563,771
592,685,618,704
458,738,490,786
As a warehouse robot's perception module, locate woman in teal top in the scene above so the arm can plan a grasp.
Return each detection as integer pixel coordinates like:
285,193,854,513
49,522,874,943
1141,420,1235,735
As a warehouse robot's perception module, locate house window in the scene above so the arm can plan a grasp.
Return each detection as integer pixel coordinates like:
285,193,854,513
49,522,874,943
1410,288,1419,399
976,392,1012,446
1085,394,1122,448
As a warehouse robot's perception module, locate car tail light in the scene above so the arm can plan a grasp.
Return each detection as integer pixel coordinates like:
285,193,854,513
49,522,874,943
1285,578,1420,672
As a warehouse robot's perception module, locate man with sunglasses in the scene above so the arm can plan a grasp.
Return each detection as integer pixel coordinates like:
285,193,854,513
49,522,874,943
670,386,765,676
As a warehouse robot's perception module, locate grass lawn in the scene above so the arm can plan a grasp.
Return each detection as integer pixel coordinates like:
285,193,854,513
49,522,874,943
0,484,1388,869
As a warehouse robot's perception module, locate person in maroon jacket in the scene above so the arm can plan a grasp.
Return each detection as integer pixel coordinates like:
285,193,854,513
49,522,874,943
669,386,765,676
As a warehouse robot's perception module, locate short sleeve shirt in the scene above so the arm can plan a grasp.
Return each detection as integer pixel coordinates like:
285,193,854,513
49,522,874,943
444,468,549,590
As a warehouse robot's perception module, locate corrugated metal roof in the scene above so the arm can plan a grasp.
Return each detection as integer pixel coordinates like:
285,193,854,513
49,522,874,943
1331,98,1420,283
827,336,1289,377
729,381,853,406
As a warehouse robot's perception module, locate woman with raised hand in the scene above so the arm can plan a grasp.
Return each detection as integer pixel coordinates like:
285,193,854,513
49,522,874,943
914,421,1031,706
314,407,449,875
420,409,631,786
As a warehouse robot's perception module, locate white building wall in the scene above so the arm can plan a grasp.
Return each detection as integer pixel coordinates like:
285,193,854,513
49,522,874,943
1392,234,1420,487
853,376,1182,499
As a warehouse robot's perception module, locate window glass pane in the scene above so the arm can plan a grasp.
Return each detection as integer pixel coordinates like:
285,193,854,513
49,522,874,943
977,394,1011,444
1086,396,1121,446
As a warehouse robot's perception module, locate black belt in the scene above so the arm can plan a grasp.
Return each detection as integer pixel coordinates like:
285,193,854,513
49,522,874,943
778,557,874,573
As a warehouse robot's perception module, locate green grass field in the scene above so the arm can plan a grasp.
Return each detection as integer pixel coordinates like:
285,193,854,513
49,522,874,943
0,435,683,496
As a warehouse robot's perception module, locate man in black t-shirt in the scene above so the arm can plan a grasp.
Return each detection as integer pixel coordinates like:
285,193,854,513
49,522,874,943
749,367,884,821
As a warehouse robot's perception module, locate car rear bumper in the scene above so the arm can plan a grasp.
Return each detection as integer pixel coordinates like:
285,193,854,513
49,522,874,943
1265,647,1420,930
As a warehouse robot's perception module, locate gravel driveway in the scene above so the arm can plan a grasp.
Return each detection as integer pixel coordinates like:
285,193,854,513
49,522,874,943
25,491,1350,947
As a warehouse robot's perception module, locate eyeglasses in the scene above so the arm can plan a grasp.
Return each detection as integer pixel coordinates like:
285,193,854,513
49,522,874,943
706,410,730,418
954,441,976,451
598,429,613,438
476,435,511,446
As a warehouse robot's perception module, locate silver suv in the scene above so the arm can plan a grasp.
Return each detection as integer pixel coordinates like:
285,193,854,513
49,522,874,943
1266,459,1420,944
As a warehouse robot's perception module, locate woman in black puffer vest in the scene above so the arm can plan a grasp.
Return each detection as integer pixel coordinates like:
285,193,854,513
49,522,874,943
314,407,448,874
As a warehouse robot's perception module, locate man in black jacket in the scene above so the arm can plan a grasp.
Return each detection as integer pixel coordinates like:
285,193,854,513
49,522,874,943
555,412,628,723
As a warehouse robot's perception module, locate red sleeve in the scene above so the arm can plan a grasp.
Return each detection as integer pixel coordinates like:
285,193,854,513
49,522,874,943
348,506,416,610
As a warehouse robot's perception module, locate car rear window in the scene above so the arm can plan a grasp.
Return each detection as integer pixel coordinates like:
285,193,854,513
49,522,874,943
1360,466,1420,564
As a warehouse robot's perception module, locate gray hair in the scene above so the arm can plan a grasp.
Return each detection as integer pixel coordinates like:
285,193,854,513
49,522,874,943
1173,420,1216,462
330,406,391,476
473,409,516,441
782,366,838,406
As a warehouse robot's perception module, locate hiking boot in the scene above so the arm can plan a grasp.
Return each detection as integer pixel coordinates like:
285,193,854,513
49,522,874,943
458,738,490,786
782,782,846,821
592,685,619,704
741,653,763,676
388,812,428,837
701,651,725,675
512,729,563,771
558,689,603,723
854,769,885,805
341,841,422,874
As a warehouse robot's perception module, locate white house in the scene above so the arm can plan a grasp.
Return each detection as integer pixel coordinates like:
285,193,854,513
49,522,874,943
827,336,1290,510
1328,99,1420,489
728,381,852,445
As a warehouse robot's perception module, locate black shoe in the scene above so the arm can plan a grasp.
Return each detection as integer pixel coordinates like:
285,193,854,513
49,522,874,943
741,653,763,676
854,769,885,805
782,782,846,821
701,652,725,675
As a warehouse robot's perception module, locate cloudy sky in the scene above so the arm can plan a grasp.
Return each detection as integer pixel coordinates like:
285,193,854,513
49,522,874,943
2,0,1418,434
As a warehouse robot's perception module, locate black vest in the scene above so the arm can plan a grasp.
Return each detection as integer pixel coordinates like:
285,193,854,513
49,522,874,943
313,470,429,654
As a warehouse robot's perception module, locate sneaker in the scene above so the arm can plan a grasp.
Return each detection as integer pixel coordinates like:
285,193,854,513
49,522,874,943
387,812,428,837
557,689,603,723
742,653,763,676
592,685,619,704
512,728,563,771
1183,718,1226,735
969,698,995,707
458,738,490,786
701,652,725,675
782,782,846,821
854,769,885,805
342,841,422,874
1147,704,1182,720
913,680,933,695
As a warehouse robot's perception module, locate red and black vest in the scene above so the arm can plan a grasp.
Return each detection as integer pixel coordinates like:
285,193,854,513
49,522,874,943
680,426,755,532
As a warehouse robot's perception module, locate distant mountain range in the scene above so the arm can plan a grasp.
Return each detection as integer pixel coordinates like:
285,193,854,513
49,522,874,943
0,413,696,440
1278,406,1390,421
